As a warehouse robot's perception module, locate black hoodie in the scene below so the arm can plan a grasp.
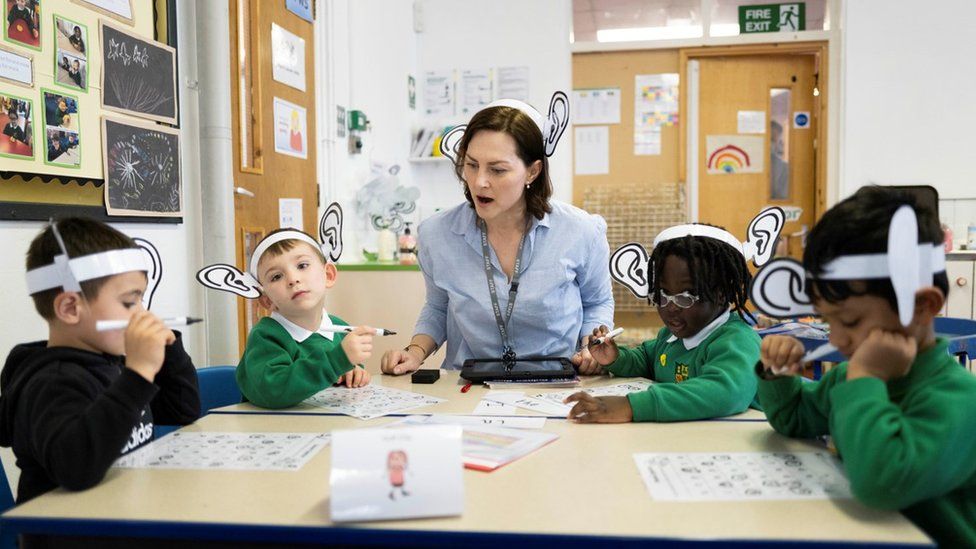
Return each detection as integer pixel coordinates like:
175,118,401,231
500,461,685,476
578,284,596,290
0,333,200,503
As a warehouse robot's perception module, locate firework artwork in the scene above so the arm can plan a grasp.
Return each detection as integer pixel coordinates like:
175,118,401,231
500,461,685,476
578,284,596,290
102,116,182,217
99,20,177,124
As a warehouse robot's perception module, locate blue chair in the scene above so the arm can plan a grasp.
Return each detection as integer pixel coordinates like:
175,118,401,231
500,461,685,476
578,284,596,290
155,366,242,439
1,457,17,548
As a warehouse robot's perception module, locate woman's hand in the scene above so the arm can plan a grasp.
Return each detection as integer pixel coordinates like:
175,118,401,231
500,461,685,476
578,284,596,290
381,348,423,376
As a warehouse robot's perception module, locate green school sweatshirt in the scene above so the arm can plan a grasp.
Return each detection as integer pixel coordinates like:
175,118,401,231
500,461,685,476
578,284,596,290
608,313,760,422
759,339,976,546
236,314,355,409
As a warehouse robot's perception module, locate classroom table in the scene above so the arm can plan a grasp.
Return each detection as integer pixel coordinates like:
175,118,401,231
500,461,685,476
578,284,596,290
2,375,932,547
211,370,769,421
0,136,32,157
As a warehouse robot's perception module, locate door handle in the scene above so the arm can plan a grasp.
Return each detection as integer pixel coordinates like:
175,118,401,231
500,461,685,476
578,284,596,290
235,186,255,198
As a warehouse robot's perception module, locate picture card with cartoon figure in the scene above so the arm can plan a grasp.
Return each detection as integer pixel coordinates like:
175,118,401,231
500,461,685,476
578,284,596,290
330,424,463,522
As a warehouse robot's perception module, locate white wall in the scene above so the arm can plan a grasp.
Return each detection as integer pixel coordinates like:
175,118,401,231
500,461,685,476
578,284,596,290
0,0,207,367
320,0,573,260
840,0,976,243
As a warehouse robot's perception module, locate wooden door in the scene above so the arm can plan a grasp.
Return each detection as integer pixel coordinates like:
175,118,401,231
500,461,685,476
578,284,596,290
229,0,318,352
696,53,818,258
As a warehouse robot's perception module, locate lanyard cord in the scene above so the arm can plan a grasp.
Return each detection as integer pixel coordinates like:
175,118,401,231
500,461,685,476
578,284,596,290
480,217,529,365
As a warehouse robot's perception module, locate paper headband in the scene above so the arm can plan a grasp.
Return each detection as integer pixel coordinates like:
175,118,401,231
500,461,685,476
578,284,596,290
749,205,946,326
196,202,344,299
611,207,785,300
439,91,570,163
24,223,164,309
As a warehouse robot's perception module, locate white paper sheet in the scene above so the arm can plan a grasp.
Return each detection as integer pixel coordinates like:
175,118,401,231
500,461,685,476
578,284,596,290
271,23,306,92
0,48,33,86
481,392,571,417
574,126,610,175
403,414,546,430
113,432,329,471
459,68,493,115
633,452,853,501
529,379,654,415
424,69,455,117
573,88,621,125
278,198,303,230
737,110,766,134
473,390,521,415
496,66,530,102
303,384,445,420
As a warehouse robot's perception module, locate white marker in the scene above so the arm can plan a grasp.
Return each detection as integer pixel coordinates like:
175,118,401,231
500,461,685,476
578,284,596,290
96,317,204,332
588,327,625,348
319,326,397,336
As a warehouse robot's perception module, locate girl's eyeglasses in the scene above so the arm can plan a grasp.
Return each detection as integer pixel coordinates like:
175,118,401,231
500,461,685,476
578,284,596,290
654,290,700,309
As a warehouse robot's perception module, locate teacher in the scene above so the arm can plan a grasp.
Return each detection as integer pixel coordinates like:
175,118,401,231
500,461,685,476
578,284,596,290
380,92,614,374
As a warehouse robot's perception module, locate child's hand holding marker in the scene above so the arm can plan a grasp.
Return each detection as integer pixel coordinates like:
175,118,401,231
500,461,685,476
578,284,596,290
760,335,808,377
576,326,623,374
340,326,376,366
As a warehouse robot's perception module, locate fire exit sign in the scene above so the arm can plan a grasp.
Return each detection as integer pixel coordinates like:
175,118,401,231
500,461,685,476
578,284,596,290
739,3,806,33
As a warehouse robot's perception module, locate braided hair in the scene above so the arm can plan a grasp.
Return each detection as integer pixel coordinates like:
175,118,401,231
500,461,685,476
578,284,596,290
649,225,753,321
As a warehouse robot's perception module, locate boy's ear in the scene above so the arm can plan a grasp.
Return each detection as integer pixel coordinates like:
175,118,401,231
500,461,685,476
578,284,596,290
324,262,338,289
912,286,944,325
257,293,275,311
52,291,84,325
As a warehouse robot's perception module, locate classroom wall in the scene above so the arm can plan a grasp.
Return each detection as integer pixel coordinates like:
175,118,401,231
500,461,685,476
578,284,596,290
0,0,207,368
321,0,573,260
840,0,976,243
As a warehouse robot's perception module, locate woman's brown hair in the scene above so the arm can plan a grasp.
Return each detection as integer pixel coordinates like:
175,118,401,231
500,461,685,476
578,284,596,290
452,106,552,220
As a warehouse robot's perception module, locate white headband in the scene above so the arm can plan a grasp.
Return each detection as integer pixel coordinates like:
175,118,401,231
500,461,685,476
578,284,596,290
654,225,745,257
484,98,549,138
26,249,150,295
248,230,326,279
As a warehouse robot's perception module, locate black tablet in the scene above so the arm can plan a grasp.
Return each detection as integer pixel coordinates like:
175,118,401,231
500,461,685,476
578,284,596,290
460,356,576,382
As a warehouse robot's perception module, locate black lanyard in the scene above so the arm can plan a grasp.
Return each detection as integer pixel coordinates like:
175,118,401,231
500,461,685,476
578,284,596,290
480,218,529,364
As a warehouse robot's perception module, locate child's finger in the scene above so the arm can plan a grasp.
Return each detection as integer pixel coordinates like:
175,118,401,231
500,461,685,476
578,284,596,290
563,391,593,405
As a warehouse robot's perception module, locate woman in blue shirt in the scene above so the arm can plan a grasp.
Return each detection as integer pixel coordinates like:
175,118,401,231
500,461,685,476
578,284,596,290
380,93,614,372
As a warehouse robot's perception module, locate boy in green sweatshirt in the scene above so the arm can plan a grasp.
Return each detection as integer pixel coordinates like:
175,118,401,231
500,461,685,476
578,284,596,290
757,186,976,546
236,228,375,409
565,222,761,422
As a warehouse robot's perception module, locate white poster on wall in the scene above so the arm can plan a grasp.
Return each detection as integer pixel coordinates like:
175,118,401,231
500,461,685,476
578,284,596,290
271,23,306,92
459,68,493,116
273,97,307,159
574,126,610,175
279,198,304,230
424,70,456,117
705,135,764,174
0,47,32,86
573,88,621,125
737,110,766,134
496,66,529,102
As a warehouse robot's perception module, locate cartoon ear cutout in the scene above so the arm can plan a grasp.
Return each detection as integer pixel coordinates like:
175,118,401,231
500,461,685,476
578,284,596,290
439,125,467,163
749,257,816,318
888,206,920,327
543,91,570,157
319,202,344,262
743,206,785,267
132,238,162,310
609,243,651,299
196,264,262,299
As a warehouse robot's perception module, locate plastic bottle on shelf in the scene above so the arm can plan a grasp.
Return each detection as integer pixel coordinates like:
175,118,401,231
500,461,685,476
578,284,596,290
399,223,417,265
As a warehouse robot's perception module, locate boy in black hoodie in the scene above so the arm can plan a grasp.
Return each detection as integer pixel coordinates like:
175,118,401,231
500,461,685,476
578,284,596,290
0,217,200,503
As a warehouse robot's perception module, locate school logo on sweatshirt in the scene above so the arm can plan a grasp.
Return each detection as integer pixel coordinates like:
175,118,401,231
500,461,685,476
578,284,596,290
659,354,667,367
675,363,689,383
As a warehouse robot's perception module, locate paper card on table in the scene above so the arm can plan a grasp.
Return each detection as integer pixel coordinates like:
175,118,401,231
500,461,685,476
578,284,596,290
113,432,330,471
330,425,463,522
403,414,546,430
473,391,521,416
482,392,571,416
633,452,853,501
530,379,654,415
303,384,445,420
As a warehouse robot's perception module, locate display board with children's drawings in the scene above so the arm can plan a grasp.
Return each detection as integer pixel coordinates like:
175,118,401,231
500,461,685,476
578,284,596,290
528,379,655,415
633,452,853,501
112,431,330,471
303,384,445,420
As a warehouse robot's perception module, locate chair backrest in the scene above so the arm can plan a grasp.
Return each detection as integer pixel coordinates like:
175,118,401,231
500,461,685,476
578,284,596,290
0,458,14,513
198,366,242,414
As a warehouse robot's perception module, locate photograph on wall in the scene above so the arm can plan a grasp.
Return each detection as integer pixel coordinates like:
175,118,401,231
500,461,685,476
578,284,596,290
102,116,182,217
54,15,87,91
4,0,40,50
41,89,80,167
0,43,32,86
100,21,177,124
70,0,132,25
0,92,33,159
273,97,306,159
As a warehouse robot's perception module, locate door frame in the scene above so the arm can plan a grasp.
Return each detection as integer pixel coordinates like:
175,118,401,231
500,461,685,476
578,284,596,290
679,42,829,221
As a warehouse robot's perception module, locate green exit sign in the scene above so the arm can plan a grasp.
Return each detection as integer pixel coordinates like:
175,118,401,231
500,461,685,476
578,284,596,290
739,3,806,33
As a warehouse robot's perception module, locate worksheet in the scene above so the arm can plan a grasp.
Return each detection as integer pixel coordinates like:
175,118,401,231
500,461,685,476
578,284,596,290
303,384,445,420
113,432,330,471
528,379,655,415
472,390,521,415
400,414,546,430
633,452,853,501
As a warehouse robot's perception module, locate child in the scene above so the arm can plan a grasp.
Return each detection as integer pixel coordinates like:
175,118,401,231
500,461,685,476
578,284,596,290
0,217,200,503
3,110,25,143
566,223,762,422
232,226,375,409
757,187,976,546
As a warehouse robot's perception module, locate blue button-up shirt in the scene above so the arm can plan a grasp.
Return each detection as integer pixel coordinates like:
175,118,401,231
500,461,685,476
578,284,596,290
415,200,614,369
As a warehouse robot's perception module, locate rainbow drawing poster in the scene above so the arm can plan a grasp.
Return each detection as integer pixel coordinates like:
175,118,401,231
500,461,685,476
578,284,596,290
705,135,764,175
